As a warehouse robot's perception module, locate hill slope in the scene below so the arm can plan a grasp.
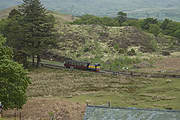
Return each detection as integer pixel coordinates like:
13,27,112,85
0,6,18,19
1,0,180,21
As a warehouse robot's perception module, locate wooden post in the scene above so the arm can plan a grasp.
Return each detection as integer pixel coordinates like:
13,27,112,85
0,102,2,118
108,101,111,107
19,111,22,120
86,102,89,106
15,109,17,120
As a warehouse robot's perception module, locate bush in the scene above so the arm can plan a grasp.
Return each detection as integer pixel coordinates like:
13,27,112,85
148,24,161,36
162,51,171,56
118,48,126,54
83,47,90,52
127,49,136,56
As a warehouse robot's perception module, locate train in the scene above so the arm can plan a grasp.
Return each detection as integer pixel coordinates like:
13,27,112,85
64,60,100,72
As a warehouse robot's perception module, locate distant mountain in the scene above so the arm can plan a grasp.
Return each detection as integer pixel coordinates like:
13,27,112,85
0,0,20,10
1,0,180,21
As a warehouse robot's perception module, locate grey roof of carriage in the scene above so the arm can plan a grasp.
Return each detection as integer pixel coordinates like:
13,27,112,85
84,106,180,120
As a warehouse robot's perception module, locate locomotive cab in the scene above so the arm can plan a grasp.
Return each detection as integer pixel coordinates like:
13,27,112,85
88,63,101,72
95,63,101,72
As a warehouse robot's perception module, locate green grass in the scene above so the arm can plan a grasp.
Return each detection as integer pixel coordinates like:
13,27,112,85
0,118,7,120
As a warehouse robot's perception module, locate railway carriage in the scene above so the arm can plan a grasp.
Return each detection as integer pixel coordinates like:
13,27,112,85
64,60,100,72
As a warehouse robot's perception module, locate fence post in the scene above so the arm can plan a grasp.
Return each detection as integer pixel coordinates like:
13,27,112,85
19,111,22,120
108,101,111,108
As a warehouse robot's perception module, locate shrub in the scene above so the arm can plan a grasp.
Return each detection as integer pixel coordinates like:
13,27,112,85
162,51,171,56
83,47,90,52
127,49,136,56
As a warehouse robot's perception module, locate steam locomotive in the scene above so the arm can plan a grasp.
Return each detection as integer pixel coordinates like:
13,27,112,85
64,60,100,72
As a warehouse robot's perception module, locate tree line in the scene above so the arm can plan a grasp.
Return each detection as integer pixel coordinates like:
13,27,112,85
72,12,180,39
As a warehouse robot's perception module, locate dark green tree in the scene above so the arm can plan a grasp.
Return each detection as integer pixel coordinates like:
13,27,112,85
149,24,161,36
173,29,180,39
117,11,127,25
8,9,21,19
0,35,30,110
19,0,57,67
0,11,28,67
141,18,158,30
160,19,172,30
161,20,180,36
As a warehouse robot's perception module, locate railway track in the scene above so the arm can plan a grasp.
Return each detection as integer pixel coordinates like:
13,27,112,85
40,62,180,79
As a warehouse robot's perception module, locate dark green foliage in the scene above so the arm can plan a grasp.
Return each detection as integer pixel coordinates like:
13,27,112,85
127,49,136,56
160,19,180,39
160,19,172,30
0,35,30,110
162,51,171,56
0,19,10,36
83,47,90,52
148,24,161,36
117,11,127,25
0,35,12,60
173,29,180,39
8,9,21,19
122,19,138,26
0,13,29,66
19,0,58,67
141,18,158,30
0,0,58,68
73,14,102,25
163,21,178,35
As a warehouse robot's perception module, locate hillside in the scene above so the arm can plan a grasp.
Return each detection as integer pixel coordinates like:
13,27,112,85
54,25,154,58
0,7,75,23
48,23,178,70
1,0,180,21
0,1,19,10
0,7,179,71
0,7,17,19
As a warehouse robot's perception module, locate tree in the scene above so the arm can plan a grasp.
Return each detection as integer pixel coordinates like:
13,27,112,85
117,11,127,25
141,18,158,30
8,9,21,19
0,35,30,110
18,0,57,67
161,20,180,37
160,19,172,30
0,12,29,67
149,24,161,36
173,29,180,39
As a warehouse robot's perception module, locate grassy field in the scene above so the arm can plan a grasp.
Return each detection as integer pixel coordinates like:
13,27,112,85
28,67,180,110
